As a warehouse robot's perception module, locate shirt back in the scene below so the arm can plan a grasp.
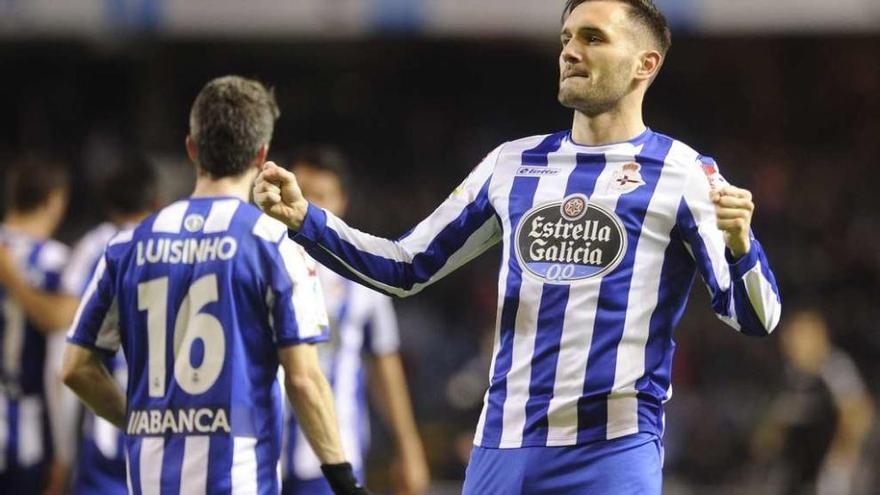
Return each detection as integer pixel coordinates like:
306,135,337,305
69,198,329,495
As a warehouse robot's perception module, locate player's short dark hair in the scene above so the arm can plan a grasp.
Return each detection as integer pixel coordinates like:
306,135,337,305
288,146,353,196
100,154,159,216
563,0,672,54
189,75,280,179
4,157,70,213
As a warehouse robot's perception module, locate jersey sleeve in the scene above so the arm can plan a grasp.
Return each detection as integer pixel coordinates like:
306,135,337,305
290,145,504,298
676,156,782,336
67,253,121,355
363,291,400,356
262,225,331,347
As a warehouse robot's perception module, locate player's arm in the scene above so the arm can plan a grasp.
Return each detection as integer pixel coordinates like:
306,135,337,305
367,354,430,495
63,249,127,426
363,295,429,495
266,237,370,495
822,355,875,476
254,146,504,298
677,158,781,336
61,343,126,429
0,246,79,332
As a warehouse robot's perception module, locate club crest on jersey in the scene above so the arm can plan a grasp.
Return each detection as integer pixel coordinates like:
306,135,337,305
515,194,627,284
609,162,646,194
184,214,205,233
700,157,725,191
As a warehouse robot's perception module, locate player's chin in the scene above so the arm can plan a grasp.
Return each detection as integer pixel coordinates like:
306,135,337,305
558,89,585,110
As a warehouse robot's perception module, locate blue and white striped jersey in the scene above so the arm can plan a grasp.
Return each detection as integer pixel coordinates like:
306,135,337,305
282,266,400,482
69,197,330,495
291,129,782,449
59,222,129,494
0,226,68,472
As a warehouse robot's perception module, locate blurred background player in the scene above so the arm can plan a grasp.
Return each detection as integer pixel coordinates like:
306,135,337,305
0,158,70,494
255,1,781,493
282,147,429,495
752,309,875,495
0,156,161,494
62,75,368,495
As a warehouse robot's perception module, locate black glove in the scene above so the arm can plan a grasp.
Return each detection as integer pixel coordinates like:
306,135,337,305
321,462,371,495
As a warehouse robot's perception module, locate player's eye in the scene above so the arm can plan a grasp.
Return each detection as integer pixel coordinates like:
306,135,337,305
561,36,571,46
588,35,603,44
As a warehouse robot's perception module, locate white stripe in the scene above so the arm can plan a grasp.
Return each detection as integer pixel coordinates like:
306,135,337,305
0,394,7,471
252,215,288,243
742,262,781,332
203,199,241,234
152,201,189,234
2,298,25,377
472,136,543,446
334,321,364,471
232,436,259,495
544,150,630,446
180,436,210,495
126,449,134,495
69,256,107,340
280,241,328,339
499,147,577,448
606,146,681,440
108,228,135,247
139,437,164,495
95,297,121,351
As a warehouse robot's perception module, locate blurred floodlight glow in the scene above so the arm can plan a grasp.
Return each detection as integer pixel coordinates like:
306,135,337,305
0,0,878,39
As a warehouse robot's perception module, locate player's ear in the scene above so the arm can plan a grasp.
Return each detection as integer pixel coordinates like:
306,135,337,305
254,143,269,168
185,135,198,163
635,50,662,82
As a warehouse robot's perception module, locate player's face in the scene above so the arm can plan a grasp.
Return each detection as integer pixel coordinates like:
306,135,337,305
293,163,348,217
780,313,829,372
558,1,643,115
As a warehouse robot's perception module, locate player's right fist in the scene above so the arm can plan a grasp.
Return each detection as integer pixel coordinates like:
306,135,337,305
321,463,373,495
253,161,310,231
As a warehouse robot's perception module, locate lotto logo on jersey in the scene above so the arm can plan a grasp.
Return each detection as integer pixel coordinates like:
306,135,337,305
515,195,627,284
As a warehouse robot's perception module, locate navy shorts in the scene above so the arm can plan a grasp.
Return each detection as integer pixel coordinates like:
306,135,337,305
462,433,663,495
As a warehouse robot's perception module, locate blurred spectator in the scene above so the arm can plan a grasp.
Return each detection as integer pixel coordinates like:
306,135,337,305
751,309,875,495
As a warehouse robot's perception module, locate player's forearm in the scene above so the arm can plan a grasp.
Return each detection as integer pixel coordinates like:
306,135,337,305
369,355,424,450
4,276,78,332
285,366,347,464
61,348,126,429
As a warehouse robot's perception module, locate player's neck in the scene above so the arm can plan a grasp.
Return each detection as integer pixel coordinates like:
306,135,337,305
191,175,252,202
3,210,55,239
570,105,646,146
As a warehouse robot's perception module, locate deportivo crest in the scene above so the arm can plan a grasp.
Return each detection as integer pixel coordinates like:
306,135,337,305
515,194,627,284
183,214,205,233
609,162,646,193
699,157,725,191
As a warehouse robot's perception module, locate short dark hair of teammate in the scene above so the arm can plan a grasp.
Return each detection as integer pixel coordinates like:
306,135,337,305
563,0,672,54
4,157,70,213
187,75,280,179
290,146,353,195
100,154,160,217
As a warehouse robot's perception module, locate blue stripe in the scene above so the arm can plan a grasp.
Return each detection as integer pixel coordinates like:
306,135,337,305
481,132,566,448
301,178,497,295
577,134,674,442
675,200,722,299
127,437,143,495
207,435,233,494
521,152,606,445
160,436,183,495
637,226,696,433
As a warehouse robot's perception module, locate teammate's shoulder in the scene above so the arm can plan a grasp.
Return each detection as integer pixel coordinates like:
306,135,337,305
75,222,119,251
37,238,70,272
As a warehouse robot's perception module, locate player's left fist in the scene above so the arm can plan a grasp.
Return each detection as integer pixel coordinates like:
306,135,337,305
711,185,753,259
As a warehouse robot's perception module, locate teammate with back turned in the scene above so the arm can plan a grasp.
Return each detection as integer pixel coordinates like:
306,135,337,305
254,1,782,493
63,76,370,495
0,159,70,495
0,156,162,495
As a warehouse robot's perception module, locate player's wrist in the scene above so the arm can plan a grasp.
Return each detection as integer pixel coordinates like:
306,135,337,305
321,462,370,495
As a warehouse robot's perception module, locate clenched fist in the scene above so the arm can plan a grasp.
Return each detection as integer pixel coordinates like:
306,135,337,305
253,162,310,231
712,185,754,258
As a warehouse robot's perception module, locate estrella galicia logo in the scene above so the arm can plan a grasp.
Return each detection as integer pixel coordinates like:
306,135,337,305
515,194,627,284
